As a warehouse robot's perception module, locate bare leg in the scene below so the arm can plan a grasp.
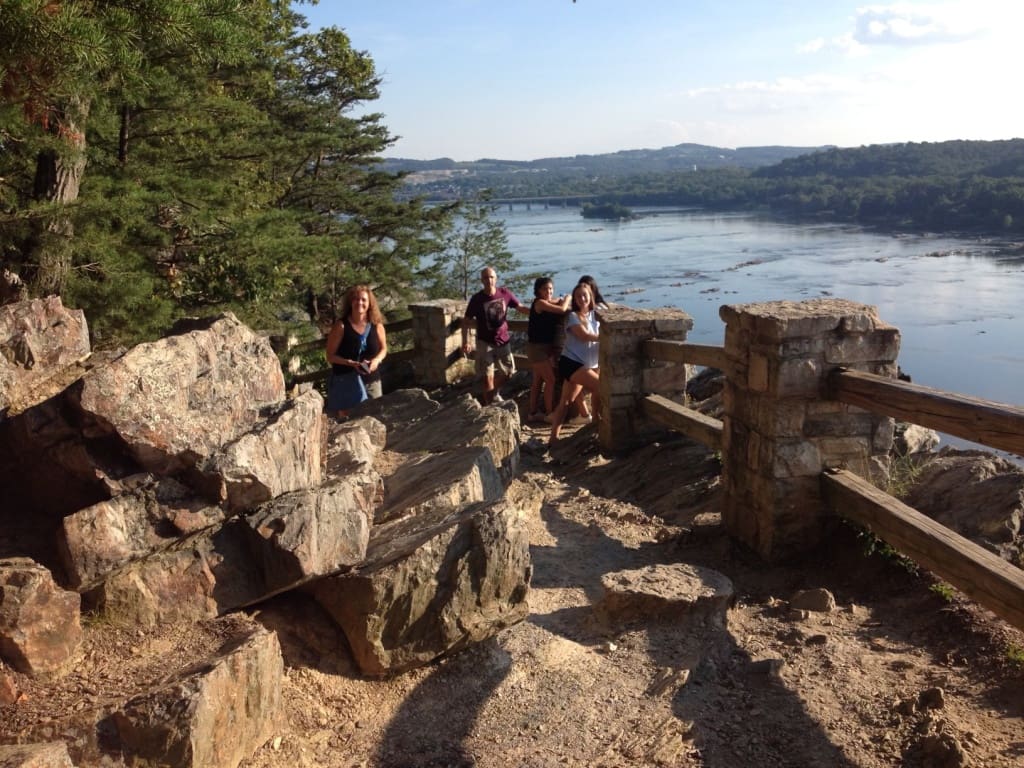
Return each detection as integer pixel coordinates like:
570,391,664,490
481,372,496,405
548,380,583,444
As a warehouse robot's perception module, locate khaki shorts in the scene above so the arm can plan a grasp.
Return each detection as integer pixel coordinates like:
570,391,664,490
475,339,515,378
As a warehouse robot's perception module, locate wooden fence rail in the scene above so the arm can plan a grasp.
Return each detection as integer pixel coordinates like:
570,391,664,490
830,368,1024,457
642,337,1024,632
823,468,1024,630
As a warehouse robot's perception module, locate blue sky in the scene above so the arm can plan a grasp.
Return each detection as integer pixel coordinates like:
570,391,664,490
294,1,1021,161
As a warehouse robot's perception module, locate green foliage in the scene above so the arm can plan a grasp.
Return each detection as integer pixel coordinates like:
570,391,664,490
1006,643,1024,668
885,452,926,500
427,193,523,300
853,524,919,575
0,2,455,346
581,202,633,220
929,582,956,602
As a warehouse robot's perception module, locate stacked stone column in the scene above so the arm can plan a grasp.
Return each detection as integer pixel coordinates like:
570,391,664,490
719,299,900,560
408,300,473,389
597,307,693,451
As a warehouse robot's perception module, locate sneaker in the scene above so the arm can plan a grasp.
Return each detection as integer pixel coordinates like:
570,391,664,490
528,410,547,423
492,392,504,403
568,414,593,425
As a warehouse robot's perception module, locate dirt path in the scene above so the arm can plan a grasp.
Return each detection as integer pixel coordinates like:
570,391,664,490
242,422,1024,768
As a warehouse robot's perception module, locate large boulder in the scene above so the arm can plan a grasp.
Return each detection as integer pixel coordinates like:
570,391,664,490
905,449,1024,562
0,559,82,678
107,617,282,768
89,523,263,627
595,563,735,629
74,313,284,475
312,483,540,676
374,446,505,524
239,472,379,599
388,394,521,482
197,388,326,512
0,296,90,417
57,476,225,591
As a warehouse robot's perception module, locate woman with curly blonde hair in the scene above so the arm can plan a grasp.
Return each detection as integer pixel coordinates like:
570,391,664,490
325,285,387,418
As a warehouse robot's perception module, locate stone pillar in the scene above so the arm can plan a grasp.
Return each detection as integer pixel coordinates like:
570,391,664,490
719,299,900,560
408,300,473,389
597,306,693,452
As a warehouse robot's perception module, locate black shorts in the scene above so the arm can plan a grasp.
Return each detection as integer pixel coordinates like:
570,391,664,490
558,356,585,381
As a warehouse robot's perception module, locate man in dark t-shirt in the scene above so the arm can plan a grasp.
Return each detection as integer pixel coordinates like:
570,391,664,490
461,266,526,404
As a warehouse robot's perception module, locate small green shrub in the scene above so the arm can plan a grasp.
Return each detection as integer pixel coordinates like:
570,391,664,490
1006,643,1024,668
929,582,956,602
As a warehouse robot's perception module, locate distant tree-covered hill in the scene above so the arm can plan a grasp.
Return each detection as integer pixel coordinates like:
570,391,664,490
398,138,1024,235
383,143,827,176
754,138,1024,179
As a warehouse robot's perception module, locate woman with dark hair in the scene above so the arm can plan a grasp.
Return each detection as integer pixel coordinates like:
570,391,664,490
547,281,601,444
577,274,609,309
325,284,387,418
525,277,571,421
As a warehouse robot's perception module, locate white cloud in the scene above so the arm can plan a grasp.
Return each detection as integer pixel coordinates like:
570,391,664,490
852,3,985,46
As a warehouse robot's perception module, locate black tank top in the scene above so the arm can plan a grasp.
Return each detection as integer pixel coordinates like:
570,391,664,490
331,319,382,376
528,300,560,344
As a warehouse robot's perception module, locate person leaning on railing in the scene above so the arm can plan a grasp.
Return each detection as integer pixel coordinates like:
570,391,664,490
546,281,601,445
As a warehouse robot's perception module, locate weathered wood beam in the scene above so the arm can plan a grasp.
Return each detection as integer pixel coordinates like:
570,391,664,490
642,394,723,451
822,468,1024,632
829,368,1024,457
643,340,735,377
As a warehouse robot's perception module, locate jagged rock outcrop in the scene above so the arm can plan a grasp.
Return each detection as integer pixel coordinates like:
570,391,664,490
0,296,90,418
0,559,81,678
387,394,521,481
106,618,282,768
905,449,1024,563
0,299,541,764
197,388,326,513
312,482,539,676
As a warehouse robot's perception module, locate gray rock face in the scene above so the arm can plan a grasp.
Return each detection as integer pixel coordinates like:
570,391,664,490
0,742,75,768
375,446,505,524
57,476,225,591
312,487,539,676
595,563,735,629
325,416,387,475
241,473,378,598
893,422,941,455
0,559,82,678
905,449,1024,562
388,394,521,481
0,296,90,417
108,618,282,768
199,388,325,512
75,313,284,475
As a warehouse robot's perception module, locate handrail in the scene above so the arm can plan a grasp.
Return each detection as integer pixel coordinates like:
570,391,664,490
642,394,723,451
643,340,734,376
823,468,1024,631
830,368,1024,457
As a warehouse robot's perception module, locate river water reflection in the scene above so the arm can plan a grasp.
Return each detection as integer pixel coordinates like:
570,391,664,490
502,206,1024,451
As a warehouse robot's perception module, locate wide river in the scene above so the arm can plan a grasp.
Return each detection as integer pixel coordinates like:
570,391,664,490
502,206,1024,451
